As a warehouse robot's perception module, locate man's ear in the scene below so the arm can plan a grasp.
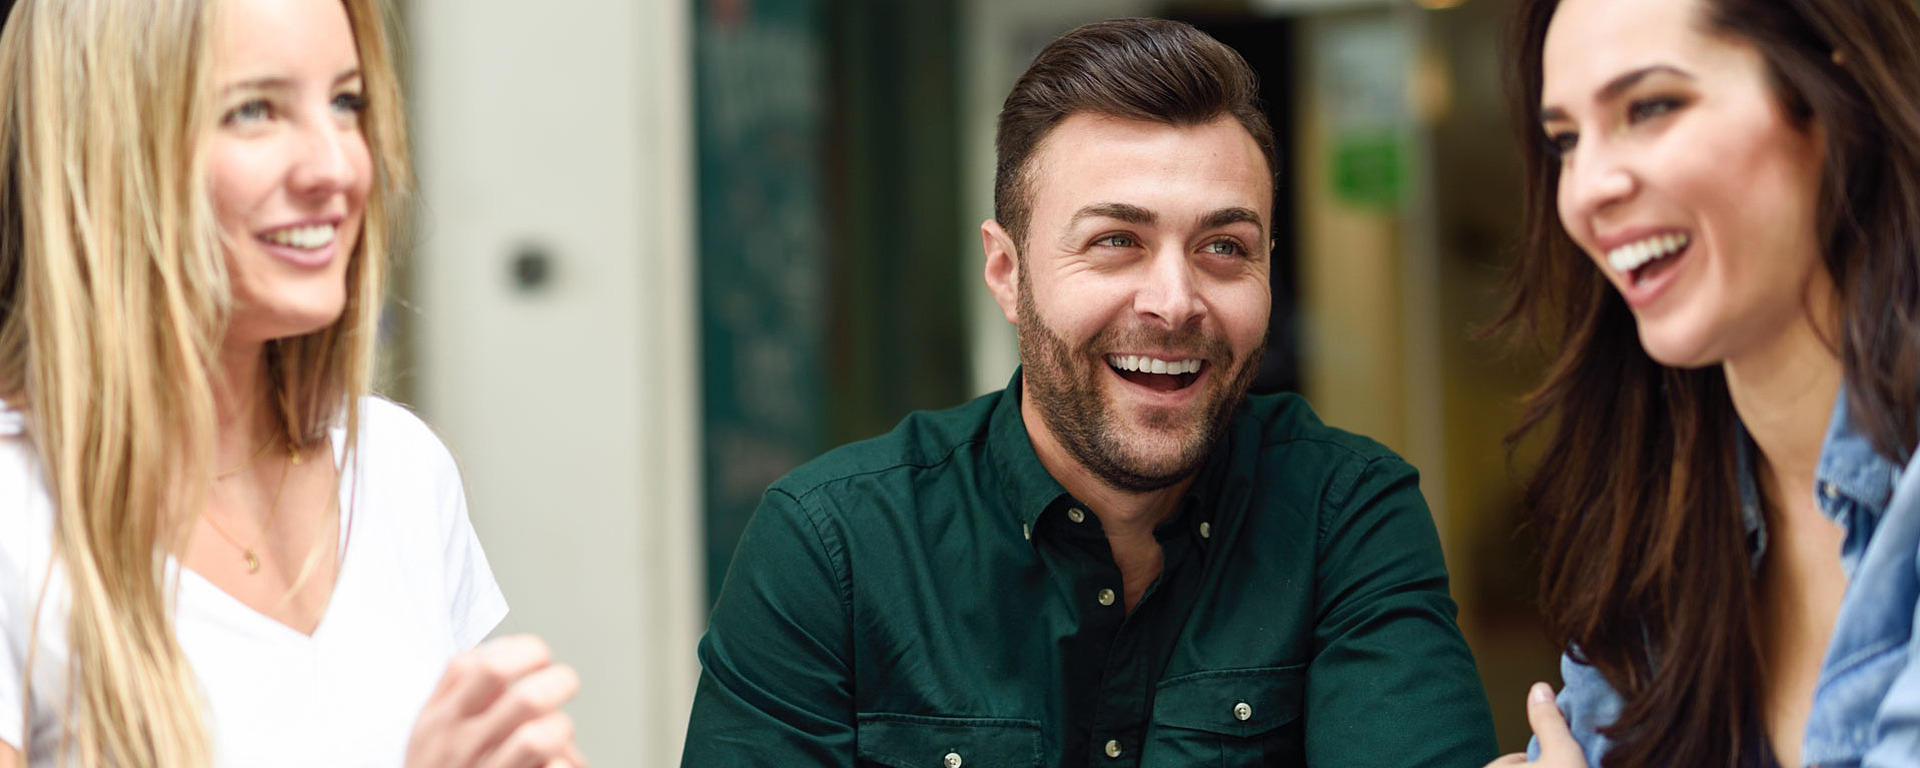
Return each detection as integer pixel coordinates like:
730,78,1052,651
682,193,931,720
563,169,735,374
981,219,1021,325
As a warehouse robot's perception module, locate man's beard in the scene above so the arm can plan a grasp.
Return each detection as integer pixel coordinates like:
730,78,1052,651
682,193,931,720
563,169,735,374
1016,269,1264,493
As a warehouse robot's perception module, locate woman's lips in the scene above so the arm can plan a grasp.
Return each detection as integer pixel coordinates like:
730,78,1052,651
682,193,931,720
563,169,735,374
255,222,341,269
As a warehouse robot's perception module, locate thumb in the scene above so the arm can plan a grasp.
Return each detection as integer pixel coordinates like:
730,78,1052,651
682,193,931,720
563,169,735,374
1526,682,1581,761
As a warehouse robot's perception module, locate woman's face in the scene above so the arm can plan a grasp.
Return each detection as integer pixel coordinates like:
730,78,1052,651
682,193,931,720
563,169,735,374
1540,0,1830,369
207,0,371,346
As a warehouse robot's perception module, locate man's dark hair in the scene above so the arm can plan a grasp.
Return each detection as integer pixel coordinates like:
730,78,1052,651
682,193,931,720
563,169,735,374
993,17,1276,250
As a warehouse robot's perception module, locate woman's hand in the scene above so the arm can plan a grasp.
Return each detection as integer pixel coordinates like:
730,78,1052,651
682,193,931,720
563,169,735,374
405,634,587,768
1485,682,1588,768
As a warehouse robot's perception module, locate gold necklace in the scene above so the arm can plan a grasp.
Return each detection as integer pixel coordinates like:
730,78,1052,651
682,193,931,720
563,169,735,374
202,444,302,574
215,434,280,479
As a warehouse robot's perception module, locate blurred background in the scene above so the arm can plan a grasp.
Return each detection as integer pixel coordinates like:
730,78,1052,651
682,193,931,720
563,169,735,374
396,0,1554,762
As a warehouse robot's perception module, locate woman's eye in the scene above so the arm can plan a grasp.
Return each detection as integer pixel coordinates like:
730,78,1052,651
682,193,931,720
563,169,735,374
1544,130,1578,158
1627,97,1683,124
222,99,273,126
1093,234,1137,248
332,92,368,116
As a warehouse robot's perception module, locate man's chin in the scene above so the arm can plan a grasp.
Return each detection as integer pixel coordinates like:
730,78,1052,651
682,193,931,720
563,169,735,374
1085,438,1211,493
1104,421,1211,469
1103,382,1213,431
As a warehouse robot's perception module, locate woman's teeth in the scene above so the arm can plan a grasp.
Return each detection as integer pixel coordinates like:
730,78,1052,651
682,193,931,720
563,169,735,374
261,224,337,250
1106,355,1201,375
1606,232,1690,274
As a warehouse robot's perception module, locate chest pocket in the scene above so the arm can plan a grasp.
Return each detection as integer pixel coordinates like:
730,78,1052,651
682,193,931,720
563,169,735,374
1146,665,1305,766
856,713,1043,768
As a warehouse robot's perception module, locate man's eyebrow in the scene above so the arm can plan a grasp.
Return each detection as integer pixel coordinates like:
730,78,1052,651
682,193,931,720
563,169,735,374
220,68,363,96
1200,207,1264,235
1070,202,1156,228
1539,64,1693,122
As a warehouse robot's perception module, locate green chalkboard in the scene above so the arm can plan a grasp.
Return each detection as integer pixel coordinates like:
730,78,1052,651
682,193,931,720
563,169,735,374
695,0,830,602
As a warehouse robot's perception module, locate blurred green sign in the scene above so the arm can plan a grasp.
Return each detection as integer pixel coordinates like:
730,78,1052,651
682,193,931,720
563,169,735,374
1331,134,1404,208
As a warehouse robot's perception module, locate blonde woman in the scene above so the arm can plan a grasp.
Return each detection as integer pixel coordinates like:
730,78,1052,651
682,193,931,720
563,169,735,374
0,0,582,765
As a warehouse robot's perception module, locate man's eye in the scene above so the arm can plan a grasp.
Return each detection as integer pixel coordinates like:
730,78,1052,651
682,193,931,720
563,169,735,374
1093,234,1137,248
1202,240,1245,257
222,99,273,126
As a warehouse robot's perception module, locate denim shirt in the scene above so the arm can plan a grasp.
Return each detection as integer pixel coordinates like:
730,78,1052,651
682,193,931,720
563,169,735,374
1532,389,1920,767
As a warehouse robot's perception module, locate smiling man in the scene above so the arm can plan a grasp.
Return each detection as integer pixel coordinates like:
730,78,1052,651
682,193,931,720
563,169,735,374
682,18,1496,767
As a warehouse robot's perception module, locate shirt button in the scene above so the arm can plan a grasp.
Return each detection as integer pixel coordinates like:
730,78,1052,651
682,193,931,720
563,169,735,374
1068,507,1086,523
1104,740,1122,758
1234,701,1252,721
1821,481,1839,500
1199,521,1212,539
1021,523,1030,541
944,752,962,768
1097,588,1116,606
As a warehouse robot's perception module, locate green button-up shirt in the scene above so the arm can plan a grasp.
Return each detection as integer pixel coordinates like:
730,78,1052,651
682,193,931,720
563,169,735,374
684,373,1497,767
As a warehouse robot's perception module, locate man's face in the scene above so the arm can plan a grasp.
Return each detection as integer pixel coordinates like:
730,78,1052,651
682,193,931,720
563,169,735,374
989,113,1272,492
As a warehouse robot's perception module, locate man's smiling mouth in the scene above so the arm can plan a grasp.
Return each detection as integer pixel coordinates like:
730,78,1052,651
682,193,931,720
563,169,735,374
1106,354,1203,391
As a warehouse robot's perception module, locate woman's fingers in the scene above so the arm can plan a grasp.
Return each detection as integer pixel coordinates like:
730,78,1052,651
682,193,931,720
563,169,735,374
477,709,579,768
1478,683,1586,768
447,635,556,716
407,635,575,768
1526,682,1586,766
464,662,581,765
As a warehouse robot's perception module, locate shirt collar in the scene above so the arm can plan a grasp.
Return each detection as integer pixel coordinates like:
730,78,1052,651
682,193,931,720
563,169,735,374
986,369,1074,541
1813,387,1901,520
1737,383,1902,569
990,368,1244,549
985,368,1241,551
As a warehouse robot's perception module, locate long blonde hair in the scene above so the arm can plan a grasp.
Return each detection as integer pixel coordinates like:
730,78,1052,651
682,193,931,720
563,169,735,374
0,0,412,763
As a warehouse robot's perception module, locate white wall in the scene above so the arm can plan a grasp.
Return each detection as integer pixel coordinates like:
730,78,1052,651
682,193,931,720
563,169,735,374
408,0,702,764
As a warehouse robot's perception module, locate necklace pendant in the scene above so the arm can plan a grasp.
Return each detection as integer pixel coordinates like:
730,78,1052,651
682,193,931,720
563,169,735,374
243,550,259,574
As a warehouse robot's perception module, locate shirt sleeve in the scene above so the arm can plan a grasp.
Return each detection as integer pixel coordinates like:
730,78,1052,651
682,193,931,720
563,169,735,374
1303,455,1499,768
681,488,855,767
437,457,508,650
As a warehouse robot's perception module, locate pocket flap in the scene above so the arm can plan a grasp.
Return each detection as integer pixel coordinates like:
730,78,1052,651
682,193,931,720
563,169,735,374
1151,665,1304,737
856,713,1042,768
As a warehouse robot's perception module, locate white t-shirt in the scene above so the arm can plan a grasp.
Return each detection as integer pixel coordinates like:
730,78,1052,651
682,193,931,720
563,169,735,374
0,396,508,766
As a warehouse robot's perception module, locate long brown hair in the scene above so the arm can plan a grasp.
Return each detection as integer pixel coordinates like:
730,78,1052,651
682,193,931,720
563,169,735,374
1501,0,1920,764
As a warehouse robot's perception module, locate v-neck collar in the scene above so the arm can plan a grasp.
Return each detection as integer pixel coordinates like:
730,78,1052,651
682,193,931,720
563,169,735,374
173,423,356,641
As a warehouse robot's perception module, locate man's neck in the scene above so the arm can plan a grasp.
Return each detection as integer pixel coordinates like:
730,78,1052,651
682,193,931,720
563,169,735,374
1019,379,1197,609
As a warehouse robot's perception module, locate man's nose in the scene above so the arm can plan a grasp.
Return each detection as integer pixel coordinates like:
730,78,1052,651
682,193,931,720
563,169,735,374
1133,246,1204,330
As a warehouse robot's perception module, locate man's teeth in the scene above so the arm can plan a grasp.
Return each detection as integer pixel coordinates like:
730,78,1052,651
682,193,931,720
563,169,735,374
262,224,337,249
1106,355,1201,375
1606,232,1690,273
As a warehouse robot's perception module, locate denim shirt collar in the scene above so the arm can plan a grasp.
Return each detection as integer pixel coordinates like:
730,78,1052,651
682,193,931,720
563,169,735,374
1814,390,1903,516
1737,386,1902,570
